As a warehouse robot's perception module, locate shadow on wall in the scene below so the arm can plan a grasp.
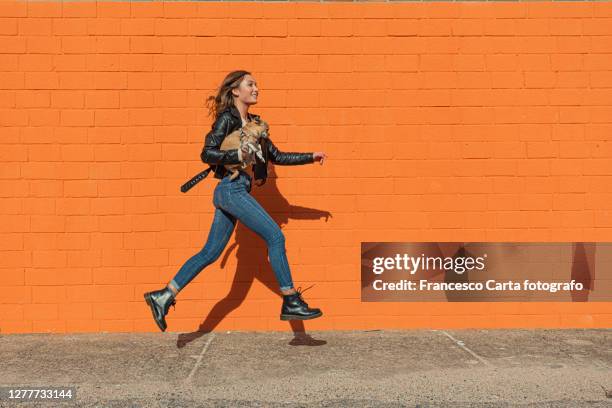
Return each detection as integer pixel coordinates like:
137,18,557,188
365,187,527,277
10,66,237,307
571,242,595,302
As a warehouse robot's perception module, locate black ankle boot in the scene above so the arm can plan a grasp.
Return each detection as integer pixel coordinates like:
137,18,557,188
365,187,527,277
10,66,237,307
280,285,323,321
144,287,176,332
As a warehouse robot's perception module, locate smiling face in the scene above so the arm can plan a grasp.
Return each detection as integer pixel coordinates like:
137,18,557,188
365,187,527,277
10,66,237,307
232,74,258,106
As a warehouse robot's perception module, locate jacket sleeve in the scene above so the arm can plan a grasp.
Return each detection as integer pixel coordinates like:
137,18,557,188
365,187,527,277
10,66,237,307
200,113,242,165
266,138,315,165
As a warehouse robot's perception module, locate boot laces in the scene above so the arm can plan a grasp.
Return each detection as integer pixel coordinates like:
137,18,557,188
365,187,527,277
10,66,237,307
295,284,315,304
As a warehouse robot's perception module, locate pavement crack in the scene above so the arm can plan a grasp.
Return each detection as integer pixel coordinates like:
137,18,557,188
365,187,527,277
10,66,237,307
185,333,216,384
433,330,493,368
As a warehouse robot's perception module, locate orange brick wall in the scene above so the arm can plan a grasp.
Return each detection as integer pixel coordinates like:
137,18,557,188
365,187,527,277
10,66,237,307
1,1,611,334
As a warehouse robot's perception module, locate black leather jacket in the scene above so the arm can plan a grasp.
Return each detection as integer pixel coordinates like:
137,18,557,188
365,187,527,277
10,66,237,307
201,104,314,186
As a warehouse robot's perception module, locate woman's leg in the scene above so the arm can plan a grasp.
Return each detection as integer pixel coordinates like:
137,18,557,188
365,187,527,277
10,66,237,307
219,179,296,294
168,205,237,295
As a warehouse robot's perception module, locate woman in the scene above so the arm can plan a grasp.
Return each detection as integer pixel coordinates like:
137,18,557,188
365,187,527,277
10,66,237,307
144,70,328,332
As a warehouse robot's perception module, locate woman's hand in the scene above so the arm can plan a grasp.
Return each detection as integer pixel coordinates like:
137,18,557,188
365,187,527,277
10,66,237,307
313,152,327,165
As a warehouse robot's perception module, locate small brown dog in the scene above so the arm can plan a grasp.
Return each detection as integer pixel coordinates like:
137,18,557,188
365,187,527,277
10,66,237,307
220,118,269,180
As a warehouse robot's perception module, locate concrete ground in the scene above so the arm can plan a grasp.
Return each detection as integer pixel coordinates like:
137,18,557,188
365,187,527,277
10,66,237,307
0,329,610,407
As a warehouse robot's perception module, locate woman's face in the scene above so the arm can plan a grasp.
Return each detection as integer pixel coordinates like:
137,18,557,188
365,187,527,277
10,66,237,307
232,74,258,106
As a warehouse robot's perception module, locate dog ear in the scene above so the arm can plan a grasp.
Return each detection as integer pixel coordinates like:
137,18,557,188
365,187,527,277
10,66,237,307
261,121,269,138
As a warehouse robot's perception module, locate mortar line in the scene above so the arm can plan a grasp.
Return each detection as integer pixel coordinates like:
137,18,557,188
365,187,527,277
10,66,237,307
185,333,216,384
434,330,493,367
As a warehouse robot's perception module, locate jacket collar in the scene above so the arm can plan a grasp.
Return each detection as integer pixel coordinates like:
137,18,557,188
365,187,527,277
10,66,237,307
227,104,260,122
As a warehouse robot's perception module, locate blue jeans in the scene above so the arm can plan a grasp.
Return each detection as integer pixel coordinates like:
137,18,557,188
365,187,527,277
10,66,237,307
169,170,295,293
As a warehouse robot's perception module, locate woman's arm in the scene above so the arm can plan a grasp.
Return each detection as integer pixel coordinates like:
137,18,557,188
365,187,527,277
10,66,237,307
266,138,315,165
200,113,242,165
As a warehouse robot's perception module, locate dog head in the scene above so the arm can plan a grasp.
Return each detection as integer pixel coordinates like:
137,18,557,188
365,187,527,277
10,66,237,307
240,118,269,140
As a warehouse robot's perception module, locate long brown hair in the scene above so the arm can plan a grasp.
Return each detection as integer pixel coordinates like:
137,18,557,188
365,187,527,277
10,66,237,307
205,70,251,119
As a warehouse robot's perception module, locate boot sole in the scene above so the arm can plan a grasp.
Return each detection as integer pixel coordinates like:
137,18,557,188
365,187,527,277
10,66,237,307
144,292,166,332
280,311,323,321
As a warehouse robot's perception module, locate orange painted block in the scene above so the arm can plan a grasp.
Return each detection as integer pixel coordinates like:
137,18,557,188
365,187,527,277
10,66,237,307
430,315,496,329
92,302,128,320
99,319,134,333
65,319,100,333
23,303,58,320
32,319,66,333
232,317,269,331
0,320,32,334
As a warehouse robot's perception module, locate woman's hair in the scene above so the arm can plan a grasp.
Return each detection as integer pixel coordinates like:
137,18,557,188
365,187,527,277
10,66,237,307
205,70,251,119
